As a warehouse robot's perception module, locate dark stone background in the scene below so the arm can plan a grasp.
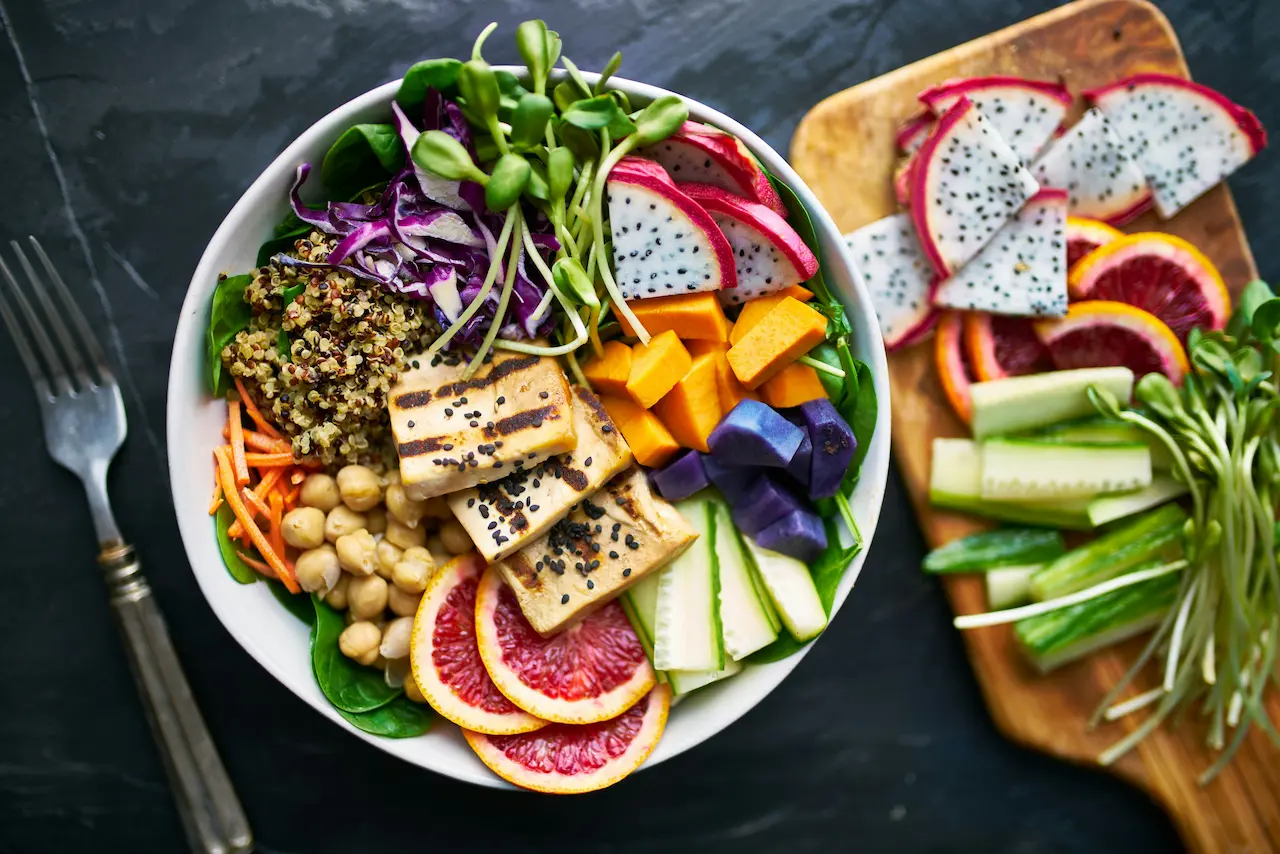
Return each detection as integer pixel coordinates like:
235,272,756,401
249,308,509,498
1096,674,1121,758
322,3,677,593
2,0,1274,851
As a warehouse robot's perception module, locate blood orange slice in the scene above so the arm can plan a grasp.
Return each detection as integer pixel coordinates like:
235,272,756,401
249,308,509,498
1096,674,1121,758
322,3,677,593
1034,300,1189,384
935,311,976,423
1065,216,1123,269
464,684,671,794
963,313,1054,382
409,554,545,735
474,566,656,724
1067,233,1230,341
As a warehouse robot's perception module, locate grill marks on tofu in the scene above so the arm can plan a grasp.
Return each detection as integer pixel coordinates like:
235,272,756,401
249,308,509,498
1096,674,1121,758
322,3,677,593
448,387,633,563
496,467,698,636
389,351,576,499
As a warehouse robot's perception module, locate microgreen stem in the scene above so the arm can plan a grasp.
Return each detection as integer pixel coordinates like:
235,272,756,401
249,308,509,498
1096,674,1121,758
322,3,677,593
798,354,846,378
465,207,525,377
427,210,517,356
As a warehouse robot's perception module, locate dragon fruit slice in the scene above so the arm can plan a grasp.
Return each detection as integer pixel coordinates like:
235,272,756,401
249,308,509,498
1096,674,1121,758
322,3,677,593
641,121,787,217
844,212,938,350
1085,73,1267,219
919,76,1072,165
1031,108,1152,225
909,96,1040,277
933,188,1068,318
896,111,936,155
680,183,818,305
606,156,737,300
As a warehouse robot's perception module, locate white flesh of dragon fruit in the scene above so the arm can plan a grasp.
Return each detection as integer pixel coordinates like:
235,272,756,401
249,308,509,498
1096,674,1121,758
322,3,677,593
933,188,1068,318
1031,108,1152,225
921,77,1072,165
909,96,1041,277
1086,73,1268,219
844,212,936,349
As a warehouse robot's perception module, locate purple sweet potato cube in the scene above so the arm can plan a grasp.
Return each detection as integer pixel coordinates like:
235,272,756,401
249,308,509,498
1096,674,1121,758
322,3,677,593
652,450,710,501
707,400,804,468
800,398,856,499
731,475,805,537
701,453,757,502
755,508,828,563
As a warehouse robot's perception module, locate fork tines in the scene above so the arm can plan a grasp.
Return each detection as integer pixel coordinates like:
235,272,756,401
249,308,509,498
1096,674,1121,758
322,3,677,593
0,236,113,397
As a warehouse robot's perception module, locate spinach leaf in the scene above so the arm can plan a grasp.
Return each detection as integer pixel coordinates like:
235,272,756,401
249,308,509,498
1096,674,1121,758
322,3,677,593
321,124,405,201
846,359,877,480
337,696,433,738
215,503,259,585
807,342,846,402
208,274,254,395
255,226,308,268
396,58,462,111
309,596,400,713
768,176,851,338
269,579,315,624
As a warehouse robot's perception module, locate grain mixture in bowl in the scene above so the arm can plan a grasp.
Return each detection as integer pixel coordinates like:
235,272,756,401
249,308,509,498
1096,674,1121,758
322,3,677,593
222,232,438,467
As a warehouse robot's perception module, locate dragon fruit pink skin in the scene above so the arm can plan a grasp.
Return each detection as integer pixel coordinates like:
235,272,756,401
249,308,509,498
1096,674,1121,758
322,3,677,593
896,110,936,155
919,76,1072,165
844,212,938,350
909,96,1041,277
1031,108,1152,226
680,183,819,305
933,188,1069,318
1085,73,1267,220
607,157,738,300
642,121,788,218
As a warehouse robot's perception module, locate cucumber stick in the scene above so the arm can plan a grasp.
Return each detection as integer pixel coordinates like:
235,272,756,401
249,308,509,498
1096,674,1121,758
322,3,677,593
653,499,724,672
970,367,1134,439
666,660,743,695
1085,475,1187,527
930,439,1094,529
923,528,1065,573
740,535,827,642
980,439,1151,501
984,565,1040,610
624,568,736,694
711,502,779,660
1025,416,1171,470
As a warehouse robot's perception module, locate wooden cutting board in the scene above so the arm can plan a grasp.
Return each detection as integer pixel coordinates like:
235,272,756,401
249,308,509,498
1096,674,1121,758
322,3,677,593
791,0,1279,851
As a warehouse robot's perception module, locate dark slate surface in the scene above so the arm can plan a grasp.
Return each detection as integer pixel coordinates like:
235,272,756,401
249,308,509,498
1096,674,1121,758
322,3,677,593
0,0,1272,851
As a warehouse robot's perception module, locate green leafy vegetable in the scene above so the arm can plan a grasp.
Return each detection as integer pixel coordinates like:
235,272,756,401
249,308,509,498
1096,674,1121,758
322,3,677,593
215,504,259,584
309,596,401,714
336,696,433,738
396,58,462,111
560,95,637,138
207,274,253,395
269,579,315,624
321,124,404,200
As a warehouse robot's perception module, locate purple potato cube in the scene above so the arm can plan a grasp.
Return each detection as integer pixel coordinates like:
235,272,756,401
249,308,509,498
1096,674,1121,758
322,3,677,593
731,476,805,537
701,453,757,502
652,451,710,501
800,398,856,499
755,509,828,563
707,400,804,468
785,426,812,487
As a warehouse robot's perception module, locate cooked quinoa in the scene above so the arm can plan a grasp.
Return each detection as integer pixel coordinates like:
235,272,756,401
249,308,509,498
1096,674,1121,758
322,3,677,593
223,232,438,467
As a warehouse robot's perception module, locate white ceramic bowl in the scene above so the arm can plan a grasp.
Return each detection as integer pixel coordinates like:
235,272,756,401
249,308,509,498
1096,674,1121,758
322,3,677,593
167,71,892,788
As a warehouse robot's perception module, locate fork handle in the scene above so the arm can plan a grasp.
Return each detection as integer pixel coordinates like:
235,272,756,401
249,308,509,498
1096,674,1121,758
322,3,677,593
101,544,254,854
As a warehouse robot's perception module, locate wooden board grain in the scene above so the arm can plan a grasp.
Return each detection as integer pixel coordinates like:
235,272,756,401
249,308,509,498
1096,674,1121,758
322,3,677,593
791,1,1280,851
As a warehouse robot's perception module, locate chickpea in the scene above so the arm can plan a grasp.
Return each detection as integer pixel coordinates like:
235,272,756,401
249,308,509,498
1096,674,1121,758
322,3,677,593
385,483,427,527
324,572,351,610
439,519,473,555
388,583,422,617
364,508,387,536
339,621,381,666
383,469,402,487
325,505,367,542
379,616,414,659
337,464,382,512
294,545,341,594
403,671,427,704
385,516,427,551
393,547,434,594
423,495,453,520
347,574,389,620
281,506,326,550
427,535,451,568
299,473,341,512
335,529,379,576
376,539,403,580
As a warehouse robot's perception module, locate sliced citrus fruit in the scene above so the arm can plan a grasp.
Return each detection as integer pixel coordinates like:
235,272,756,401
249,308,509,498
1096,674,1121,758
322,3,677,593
464,684,671,794
1067,233,1230,341
409,554,546,735
1034,300,1189,384
1065,216,1123,269
474,566,656,724
935,311,976,423
963,313,1054,382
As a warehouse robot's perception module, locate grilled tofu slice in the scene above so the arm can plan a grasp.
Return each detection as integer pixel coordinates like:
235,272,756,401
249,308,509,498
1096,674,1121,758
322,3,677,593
497,467,698,636
448,387,633,562
388,351,576,499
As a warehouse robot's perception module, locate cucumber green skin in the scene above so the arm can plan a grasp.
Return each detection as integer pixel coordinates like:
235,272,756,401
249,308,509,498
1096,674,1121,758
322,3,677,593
705,501,726,671
618,593,667,685
1086,476,1187,527
970,367,1134,439
1023,416,1172,470
923,528,1066,573
1030,504,1187,601
930,489,1095,530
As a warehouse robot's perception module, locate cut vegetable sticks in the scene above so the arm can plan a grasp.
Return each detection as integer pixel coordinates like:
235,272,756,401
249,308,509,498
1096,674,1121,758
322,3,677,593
234,377,283,439
244,452,296,467
214,446,298,592
223,426,292,454
227,400,251,486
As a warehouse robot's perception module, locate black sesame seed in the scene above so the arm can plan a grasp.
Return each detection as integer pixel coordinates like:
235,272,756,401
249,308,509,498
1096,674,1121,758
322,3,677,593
467,498,476,508
459,397,467,404
587,580,595,590
444,408,453,416
443,443,453,450
539,391,549,399
602,425,613,434
561,594,569,604
496,396,505,405
479,505,490,519
609,550,619,559
407,420,415,428
470,420,479,428
623,568,632,577
584,456,593,467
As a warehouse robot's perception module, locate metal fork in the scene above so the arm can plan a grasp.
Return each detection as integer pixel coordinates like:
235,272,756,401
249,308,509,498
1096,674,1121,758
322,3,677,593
0,237,253,854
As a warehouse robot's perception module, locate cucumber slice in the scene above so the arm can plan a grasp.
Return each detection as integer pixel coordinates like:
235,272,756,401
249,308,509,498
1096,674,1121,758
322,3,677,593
740,535,827,642
624,568,735,692
923,528,1065,573
970,367,1134,438
653,499,724,672
1030,504,1186,601
984,564,1040,609
930,438,1094,529
1024,416,1172,470
666,659,744,695
711,503,779,660
980,439,1151,501
1086,475,1187,527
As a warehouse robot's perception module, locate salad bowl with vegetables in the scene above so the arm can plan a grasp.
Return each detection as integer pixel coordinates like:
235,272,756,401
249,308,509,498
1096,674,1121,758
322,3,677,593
168,22,889,792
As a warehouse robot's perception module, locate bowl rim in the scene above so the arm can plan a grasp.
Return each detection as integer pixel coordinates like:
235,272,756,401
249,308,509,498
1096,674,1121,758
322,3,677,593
167,69,891,788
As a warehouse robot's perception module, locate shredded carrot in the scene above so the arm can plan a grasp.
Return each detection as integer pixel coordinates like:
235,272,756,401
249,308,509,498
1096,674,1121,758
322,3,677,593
233,376,284,439
289,468,308,485
243,483,271,518
209,497,224,515
257,468,284,500
227,402,251,486
223,426,292,453
244,452,296,467
285,482,303,507
234,550,276,578
208,476,224,516
268,491,287,562
215,446,298,593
